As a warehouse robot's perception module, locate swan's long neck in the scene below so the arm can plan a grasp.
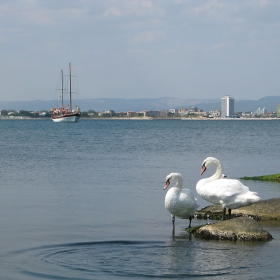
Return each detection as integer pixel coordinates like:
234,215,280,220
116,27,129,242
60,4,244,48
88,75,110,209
201,161,223,184
172,176,183,194
206,160,223,183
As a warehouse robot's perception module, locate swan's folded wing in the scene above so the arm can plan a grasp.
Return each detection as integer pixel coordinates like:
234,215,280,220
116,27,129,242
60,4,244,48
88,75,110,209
210,179,249,197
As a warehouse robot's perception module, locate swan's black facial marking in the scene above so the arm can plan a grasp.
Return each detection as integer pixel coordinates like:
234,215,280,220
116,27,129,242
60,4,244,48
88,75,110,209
163,178,171,190
201,162,207,175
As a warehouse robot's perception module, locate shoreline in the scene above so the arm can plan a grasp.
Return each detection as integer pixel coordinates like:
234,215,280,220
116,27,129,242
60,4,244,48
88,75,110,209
1,116,280,121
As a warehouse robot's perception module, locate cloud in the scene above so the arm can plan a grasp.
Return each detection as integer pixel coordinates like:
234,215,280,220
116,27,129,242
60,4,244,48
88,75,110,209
126,48,150,56
0,0,280,101
0,0,91,27
131,30,165,44
210,42,230,50
101,0,164,18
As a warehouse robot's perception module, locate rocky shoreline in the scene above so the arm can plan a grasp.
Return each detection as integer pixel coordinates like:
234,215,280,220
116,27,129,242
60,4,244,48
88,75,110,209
195,198,280,221
188,198,280,241
190,217,272,241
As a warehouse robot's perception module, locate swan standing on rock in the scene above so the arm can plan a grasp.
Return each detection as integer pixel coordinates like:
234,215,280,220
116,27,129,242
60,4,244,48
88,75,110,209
196,157,260,220
164,173,199,229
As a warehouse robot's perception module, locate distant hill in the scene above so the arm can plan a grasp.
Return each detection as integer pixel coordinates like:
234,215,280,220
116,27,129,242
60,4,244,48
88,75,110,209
0,96,279,112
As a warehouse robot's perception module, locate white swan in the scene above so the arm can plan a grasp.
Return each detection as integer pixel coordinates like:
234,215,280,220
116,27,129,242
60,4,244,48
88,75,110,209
164,172,199,229
196,157,260,220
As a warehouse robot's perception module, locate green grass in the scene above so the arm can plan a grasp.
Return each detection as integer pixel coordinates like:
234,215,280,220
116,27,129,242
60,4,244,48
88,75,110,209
241,174,280,182
186,225,204,233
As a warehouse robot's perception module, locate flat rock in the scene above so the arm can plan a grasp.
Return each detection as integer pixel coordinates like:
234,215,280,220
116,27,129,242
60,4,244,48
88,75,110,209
195,198,280,220
193,217,272,241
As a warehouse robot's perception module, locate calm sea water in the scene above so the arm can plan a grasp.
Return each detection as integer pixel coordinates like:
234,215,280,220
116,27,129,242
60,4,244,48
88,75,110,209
1,119,280,279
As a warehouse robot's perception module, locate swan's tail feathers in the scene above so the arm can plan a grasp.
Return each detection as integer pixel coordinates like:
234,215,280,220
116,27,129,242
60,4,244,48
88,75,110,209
251,191,261,201
229,191,261,209
243,191,261,204
247,190,260,198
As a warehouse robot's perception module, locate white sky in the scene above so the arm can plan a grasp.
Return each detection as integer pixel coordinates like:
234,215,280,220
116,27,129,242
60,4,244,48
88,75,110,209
0,0,280,101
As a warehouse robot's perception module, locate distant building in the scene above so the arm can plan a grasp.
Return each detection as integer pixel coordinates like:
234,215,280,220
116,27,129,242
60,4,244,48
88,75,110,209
186,107,199,113
98,110,113,117
242,112,252,117
221,95,234,117
277,105,280,118
178,107,202,116
168,109,177,114
209,110,221,118
178,108,187,115
127,111,137,117
254,107,266,116
0,110,8,116
141,110,160,117
160,110,168,117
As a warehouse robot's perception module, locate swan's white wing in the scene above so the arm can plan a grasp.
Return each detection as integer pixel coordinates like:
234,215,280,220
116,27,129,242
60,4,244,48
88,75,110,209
205,179,249,197
182,188,195,198
173,191,198,217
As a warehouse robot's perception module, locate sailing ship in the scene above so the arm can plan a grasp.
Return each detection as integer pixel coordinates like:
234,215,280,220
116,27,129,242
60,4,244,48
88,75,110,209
50,63,81,123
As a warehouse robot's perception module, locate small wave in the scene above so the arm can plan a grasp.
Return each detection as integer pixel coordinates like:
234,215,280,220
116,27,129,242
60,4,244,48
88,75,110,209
5,240,238,279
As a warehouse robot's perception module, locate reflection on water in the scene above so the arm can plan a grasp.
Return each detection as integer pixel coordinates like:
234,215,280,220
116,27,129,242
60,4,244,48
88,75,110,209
260,220,280,228
3,235,279,280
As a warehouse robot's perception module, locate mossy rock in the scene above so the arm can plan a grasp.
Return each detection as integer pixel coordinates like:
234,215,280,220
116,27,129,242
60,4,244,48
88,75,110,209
186,225,204,234
241,174,280,182
195,198,280,221
233,198,280,220
193,217,272,241
195,205,225,220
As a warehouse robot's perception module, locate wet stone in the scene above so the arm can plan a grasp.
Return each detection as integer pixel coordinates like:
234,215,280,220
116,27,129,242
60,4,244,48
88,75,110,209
195,198,280,221
193,217,273,241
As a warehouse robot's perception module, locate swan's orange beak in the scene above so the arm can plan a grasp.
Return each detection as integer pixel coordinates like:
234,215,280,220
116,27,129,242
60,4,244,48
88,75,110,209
201,165,206,175
163,181,170,190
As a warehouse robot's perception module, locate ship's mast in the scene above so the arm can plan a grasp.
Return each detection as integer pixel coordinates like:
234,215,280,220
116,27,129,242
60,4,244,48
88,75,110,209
61,70,64,108
69,62,72,111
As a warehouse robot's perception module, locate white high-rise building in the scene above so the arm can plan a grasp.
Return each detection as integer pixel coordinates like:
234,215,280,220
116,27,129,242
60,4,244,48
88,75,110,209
221,95,234,117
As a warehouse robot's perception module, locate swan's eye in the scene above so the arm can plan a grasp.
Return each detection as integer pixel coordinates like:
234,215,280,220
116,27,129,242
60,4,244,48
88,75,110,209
166,178,170,183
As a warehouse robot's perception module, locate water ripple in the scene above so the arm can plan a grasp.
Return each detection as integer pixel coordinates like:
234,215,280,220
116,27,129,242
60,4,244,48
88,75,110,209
4,240,242,279
2,241,241,280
